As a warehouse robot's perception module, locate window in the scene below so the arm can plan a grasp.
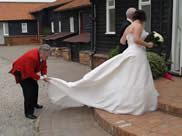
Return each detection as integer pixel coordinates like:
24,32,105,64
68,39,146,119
139,0,151,32
21,23,28,33
3,22,9,36
51,22,54,33
70,17,74,32
106,0,115,34
59,21,62,32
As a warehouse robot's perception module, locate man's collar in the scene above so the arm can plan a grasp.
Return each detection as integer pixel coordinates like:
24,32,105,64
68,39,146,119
127,18,132,23
40,58,43,64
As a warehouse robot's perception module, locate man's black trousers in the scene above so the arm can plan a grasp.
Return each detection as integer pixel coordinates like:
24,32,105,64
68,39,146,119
14,71,38,115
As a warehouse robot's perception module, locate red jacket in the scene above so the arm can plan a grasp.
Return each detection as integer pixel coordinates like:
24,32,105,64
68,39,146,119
9,48,47,83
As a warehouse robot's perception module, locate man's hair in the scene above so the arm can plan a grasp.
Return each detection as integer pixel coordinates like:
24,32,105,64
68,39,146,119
39,44,51,53
126,8,136,18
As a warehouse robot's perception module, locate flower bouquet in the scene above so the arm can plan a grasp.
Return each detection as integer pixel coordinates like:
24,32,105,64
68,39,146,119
145,31,164,55
145,31,164,47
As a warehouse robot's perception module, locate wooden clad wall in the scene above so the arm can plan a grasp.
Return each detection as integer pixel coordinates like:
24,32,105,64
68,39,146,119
8,20,38,36
95,0,138,53
151,0,173,59
52,7,91,33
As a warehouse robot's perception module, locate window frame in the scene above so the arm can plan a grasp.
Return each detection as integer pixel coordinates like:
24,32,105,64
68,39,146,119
59,21,62,33
21,23,28,33
105,0,116,35
3,22,9,36
51,21,54,33
70,17,75,33
139,0,151,32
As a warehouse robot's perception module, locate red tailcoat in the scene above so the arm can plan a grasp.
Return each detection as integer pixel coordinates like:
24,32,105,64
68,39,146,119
9,48,47,83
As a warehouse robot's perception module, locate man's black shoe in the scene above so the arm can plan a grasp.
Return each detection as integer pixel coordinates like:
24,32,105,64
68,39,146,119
35,104,43,109
25,114,37,119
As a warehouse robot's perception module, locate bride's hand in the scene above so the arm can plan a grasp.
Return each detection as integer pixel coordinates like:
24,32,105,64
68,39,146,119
147,42,153,48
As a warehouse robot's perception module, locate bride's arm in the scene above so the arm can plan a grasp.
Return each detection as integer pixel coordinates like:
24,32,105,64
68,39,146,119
120,32,127,45
133,23,153,48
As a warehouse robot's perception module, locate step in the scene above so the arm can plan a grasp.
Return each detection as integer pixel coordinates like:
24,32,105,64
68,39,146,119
155,77,182,117
94,109,182,136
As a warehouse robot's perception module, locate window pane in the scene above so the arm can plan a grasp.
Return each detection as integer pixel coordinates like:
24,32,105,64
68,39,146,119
142,0,149,2
22,23,27,33
51,22,54,33
70,17,74,32
142,5,151,32
108,0,114,6
59,21,61,32
5,23,8,35
109,8,115,32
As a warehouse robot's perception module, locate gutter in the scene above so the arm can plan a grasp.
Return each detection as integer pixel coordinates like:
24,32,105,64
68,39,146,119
90,0,96,69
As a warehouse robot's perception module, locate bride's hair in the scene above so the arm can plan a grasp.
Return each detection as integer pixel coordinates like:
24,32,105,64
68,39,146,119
132,10,146,22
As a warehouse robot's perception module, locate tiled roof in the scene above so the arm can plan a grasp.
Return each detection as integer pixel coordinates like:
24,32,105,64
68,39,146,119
0,2,47,21
55,0,91,12
31,0,72,13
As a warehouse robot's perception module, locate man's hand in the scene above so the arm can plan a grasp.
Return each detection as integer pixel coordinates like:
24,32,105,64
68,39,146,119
43,77,50,82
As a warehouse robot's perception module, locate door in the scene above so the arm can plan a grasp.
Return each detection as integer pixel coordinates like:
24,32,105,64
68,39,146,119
79,12,84,33
171,0,182,75
0,23,5,45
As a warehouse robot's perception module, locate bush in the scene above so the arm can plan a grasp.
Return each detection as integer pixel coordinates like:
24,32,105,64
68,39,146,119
108,47,169,79
108,46,120,59
147,52,168,79
42,27,51,36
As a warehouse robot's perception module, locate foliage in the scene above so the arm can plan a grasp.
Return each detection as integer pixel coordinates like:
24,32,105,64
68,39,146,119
108,46,171,79
42,27,51,36
108,46,120,59
147,52,168,79
145,31,164,55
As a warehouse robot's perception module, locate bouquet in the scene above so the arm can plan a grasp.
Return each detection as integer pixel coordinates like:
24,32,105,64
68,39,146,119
145,31,164,47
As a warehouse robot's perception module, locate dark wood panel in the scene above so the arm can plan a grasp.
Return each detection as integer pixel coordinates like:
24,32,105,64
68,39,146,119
9,20,38,36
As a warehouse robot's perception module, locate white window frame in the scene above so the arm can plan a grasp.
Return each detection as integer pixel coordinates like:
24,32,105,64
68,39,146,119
59,21,62,32
3,22,9,36
139,0,151,32
51,21,54,33
70,17,74,32
21,23,28,33
106,0,116,35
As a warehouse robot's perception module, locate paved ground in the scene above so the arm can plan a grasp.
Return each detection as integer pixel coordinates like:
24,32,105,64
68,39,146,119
0,45,110,136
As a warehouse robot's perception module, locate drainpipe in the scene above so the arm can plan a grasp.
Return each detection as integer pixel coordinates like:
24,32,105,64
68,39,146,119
37,20,40,41
90,0,96,69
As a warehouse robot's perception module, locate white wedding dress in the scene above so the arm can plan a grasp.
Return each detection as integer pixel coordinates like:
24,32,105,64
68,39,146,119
48,31,159,115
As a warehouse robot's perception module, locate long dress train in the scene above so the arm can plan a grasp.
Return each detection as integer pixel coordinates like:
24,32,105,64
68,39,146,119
48,31,159,115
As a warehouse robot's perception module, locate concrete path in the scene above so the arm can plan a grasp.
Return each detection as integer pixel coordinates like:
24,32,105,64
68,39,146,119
0,45,110,136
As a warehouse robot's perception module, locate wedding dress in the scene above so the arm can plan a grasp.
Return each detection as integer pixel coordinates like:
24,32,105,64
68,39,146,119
48,31,159,115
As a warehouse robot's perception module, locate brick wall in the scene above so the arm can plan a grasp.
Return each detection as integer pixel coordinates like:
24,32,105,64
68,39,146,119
79,50,91,66
4,35,40,46
62,48,71,61
93,53,109,68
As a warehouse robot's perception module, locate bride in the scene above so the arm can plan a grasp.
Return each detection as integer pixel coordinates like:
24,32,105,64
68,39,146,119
48,10,159,115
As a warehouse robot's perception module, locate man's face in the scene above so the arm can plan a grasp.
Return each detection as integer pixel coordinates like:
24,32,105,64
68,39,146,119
40,51,49,61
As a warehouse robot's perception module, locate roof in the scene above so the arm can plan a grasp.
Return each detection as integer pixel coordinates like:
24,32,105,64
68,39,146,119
0,2,47,21
43,32,75,40
55,0,91,12
31,0,72,13
64,32,90,43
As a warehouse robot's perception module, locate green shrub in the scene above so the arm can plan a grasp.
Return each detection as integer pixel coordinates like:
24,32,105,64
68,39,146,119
108,46,120,59
42,27,51,36
147,52,168,79
108,47,170,79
